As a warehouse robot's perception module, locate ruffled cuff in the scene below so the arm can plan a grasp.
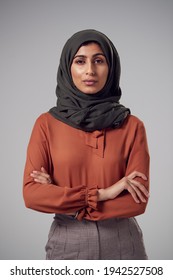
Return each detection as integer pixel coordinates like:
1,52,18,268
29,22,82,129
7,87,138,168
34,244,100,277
86,185,98,210
77,185,98,221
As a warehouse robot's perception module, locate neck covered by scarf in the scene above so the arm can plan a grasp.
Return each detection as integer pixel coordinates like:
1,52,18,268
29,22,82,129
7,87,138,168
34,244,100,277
49,29,130,132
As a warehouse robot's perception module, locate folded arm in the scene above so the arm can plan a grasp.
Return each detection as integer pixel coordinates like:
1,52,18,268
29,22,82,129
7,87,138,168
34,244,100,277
23,116,98,214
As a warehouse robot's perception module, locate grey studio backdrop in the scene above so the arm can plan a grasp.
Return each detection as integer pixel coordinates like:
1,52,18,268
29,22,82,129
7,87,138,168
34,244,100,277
0,0,172,260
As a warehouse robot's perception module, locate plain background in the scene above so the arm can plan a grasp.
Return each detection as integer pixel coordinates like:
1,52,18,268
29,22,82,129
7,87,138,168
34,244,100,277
0,0,172,260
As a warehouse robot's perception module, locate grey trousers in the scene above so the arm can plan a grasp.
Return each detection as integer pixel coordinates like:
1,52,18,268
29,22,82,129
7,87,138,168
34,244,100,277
45,214,148,260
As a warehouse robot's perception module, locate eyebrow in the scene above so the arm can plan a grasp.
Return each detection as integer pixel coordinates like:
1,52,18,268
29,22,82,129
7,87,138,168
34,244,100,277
74,53,106,59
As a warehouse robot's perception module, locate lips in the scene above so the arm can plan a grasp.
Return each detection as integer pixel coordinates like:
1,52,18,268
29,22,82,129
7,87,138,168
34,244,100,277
83,80,97,86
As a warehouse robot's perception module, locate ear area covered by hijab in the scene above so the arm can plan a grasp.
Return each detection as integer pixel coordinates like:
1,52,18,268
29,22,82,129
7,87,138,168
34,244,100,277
49,29,130,132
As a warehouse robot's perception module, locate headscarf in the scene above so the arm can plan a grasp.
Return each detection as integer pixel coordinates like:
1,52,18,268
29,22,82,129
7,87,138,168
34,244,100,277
49,29,130,131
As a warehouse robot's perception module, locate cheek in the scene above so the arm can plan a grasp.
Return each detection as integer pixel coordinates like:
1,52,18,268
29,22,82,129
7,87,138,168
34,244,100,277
71,67,81,85
102,68,109,84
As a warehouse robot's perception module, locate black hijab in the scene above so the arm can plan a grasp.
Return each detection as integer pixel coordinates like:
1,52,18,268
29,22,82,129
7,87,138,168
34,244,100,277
49,29,130,131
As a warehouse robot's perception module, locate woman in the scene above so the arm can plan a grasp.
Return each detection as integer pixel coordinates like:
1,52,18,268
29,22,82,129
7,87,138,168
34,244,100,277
23,29,150,260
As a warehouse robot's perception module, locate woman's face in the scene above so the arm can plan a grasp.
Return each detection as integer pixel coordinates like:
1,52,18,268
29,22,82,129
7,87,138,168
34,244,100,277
71,43,109,94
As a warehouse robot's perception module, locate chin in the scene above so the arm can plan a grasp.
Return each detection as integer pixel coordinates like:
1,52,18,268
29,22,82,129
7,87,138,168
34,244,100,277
81,87,100,94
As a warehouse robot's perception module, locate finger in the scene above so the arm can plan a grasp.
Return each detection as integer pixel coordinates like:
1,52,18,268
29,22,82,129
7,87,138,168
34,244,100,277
32,170,50,179
41,167,48,173
34,175,50,184
30,172,52,184
31,173,47,181
30,172,47,183
128,171,147,180
126,183,140,203
129,179,149,198
130,184,147,203
33,178,47,184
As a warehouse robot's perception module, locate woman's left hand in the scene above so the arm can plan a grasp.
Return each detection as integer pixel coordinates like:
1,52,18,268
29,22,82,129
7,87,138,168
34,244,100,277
30,167,52,184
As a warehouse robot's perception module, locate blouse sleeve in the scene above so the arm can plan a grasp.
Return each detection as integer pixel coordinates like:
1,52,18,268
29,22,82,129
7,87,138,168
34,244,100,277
81,120,150,221
23,115,98,214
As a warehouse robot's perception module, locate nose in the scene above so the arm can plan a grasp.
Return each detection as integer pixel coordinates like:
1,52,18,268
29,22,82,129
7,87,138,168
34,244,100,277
86,62,95,76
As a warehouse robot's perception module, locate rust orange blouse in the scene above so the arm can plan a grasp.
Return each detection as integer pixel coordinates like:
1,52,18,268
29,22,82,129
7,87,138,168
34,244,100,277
23,113,150,221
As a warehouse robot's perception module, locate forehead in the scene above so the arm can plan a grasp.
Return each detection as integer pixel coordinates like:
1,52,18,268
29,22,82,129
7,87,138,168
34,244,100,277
74,42,104,56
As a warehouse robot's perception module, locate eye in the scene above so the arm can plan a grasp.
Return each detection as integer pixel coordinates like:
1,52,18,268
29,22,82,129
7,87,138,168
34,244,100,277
94,58,104,64
74,59,85,65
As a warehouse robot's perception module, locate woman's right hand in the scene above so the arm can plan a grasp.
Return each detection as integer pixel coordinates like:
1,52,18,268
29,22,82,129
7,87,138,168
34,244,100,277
98,171,149,203
30,167,52,184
